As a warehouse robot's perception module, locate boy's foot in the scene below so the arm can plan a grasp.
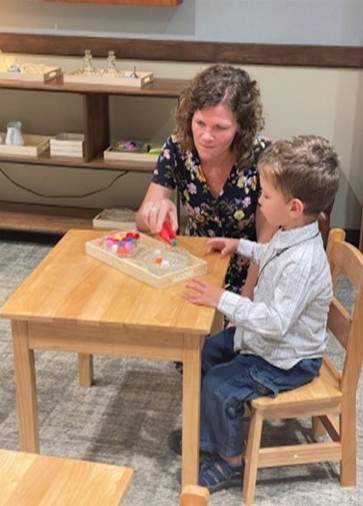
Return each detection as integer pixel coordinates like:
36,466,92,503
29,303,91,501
198,455,244,493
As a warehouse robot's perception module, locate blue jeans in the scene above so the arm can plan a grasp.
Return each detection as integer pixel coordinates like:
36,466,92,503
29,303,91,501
200,328,322,457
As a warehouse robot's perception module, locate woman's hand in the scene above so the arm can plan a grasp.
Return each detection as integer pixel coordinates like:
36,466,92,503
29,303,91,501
207,237,239,256
139,198,178,234
185,278,224,308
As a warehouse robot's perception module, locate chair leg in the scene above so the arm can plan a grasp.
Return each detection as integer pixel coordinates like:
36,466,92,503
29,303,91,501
340,403,356,486
312,416,326,440
78,353,94,387
243,409,263,506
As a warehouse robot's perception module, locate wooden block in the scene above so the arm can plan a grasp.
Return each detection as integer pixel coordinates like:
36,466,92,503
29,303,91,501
63,70,153,88
85,231,207,288
103,147,158,163
0,134,50,157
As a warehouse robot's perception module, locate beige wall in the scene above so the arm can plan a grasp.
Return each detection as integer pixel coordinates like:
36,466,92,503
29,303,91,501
0,54,362,229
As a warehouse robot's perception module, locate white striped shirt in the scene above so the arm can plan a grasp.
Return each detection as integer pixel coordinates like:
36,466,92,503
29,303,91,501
217,221,332,369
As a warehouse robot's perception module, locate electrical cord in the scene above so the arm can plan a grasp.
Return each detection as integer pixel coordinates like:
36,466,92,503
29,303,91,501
0,166,128,198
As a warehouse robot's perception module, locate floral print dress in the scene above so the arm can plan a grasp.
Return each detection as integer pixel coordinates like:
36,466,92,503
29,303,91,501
151,134,270,294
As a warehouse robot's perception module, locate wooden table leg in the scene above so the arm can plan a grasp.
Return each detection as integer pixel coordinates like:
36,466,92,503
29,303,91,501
11,320,39,453
181,334,203,487
78,353,94,387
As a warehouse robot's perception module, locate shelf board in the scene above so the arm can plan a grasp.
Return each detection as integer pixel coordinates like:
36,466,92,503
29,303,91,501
46,0,182,5
0,150,157,172
0,201,100,234
0,77,188,97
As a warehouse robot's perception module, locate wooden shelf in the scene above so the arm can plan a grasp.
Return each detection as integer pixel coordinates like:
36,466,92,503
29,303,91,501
46,1,182,5
0,77,188,97
0,150,157,173
0,75,185,233
0,201,100,234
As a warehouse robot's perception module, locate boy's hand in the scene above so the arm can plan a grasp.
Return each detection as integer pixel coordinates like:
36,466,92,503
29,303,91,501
207,238,239,256
185,278,224,308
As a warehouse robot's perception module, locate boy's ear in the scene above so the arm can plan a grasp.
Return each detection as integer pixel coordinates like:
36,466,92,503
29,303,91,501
289,198,305,217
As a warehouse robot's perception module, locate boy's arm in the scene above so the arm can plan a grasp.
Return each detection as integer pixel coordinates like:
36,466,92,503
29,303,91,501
240,207,277,299
237,238,269,265
239,205,276,266
187,259,331,339
218,261,330,338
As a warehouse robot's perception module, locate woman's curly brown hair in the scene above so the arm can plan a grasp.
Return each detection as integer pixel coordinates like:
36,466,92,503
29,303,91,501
175,64,264,170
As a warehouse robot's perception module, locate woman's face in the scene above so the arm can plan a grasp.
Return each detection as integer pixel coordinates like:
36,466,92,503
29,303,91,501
191,103,238,163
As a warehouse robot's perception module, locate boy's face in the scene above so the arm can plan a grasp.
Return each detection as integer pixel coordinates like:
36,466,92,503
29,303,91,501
259,173,294,228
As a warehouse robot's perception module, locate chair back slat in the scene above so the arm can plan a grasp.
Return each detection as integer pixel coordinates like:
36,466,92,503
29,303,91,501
329,241,363,288
341,283,363,393
326,228,346,287
327,233,363,395
327,298,351,350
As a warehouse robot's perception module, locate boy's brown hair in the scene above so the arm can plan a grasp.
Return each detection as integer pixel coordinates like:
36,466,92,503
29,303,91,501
258,135,340,215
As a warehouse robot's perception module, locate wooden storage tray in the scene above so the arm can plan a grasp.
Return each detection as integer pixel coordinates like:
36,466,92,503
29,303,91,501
50,133,84,157
104,147,158,163
85,231,207,288
0,135,50,157
93,208,136,229
64,70,153,88
0,64,62,83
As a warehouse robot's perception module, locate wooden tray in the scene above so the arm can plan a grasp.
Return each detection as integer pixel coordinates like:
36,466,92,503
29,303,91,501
50,133,84,157
0,64,62,83
104,147,158,163
85,231,207,288
64,70,153,88
93,208,136,229
0,135,50,157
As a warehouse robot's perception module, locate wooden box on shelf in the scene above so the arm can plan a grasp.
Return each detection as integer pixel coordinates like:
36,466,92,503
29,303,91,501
50,133,84,158
93,208,136,229
0,64,62,83
63,70,153,88
0,135,50,157
103,146,158,163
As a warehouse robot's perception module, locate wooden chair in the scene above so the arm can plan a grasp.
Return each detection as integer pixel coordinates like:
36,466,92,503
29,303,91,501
242,228,363,504
0,449,133,506
180,485,209,506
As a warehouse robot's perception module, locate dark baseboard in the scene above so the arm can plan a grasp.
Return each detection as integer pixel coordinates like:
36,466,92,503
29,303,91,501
0,230,62,245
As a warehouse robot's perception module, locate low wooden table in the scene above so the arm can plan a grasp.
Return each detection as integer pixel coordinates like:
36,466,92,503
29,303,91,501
0,449,133,505
0,229,228,487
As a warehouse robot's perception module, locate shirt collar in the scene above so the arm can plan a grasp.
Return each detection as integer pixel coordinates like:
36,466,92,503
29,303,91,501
272,221,320,252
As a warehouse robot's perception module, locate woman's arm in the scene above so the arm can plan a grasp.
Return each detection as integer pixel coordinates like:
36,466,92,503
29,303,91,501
135,182,177,233
241,206,277,299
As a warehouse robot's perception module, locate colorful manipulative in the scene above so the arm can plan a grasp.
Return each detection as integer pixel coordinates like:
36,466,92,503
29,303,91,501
159,221,177,247
104,231,140,256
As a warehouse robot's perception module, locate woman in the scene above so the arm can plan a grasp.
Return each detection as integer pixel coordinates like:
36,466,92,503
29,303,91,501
136,64,275,297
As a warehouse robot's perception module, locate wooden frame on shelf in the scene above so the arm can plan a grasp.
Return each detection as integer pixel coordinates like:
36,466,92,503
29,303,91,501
0,33,362,68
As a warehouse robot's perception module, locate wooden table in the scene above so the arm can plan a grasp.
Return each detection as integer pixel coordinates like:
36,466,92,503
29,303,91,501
0,229,228,487
0,448,133,505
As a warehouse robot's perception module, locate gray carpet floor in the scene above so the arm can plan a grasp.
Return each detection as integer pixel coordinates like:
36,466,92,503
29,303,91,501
0,235,362,506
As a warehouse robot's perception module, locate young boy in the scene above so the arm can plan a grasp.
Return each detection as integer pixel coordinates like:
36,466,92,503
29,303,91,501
184,135,340,493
